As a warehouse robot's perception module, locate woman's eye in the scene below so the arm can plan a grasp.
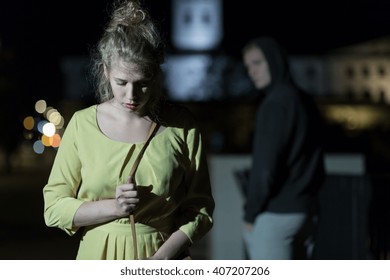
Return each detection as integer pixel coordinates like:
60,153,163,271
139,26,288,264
141,86,148,93
136,82,149,92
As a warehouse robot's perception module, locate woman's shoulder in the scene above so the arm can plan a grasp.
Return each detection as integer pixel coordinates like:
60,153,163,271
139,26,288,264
73,104,97,117
65,104,97,128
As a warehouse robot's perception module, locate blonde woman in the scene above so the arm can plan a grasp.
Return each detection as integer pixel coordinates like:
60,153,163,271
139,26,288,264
43,0,214,260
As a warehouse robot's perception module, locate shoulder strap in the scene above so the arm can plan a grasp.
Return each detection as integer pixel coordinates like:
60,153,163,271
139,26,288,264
128,121,159,260
128,121,159,183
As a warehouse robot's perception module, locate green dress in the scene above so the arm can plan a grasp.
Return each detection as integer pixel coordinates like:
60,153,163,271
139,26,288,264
43,105,214,259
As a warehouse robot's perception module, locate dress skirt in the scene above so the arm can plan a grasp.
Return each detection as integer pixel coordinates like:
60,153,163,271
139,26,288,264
76,218,171,260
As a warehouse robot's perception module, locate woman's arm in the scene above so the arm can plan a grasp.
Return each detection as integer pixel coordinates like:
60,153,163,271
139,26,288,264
73,178,139,227
73,199,121,227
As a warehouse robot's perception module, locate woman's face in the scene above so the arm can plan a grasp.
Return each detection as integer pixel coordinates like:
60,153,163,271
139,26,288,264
105,57,152,112
243,46,271,90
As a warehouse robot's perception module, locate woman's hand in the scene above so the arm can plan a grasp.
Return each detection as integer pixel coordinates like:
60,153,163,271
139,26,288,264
115,176,139,216
146,230,190,260
73,176,139,227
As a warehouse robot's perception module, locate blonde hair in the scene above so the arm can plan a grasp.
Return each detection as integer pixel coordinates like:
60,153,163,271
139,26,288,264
91,0,165,118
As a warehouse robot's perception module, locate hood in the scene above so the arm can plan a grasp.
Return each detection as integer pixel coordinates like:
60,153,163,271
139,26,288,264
247,37,293,91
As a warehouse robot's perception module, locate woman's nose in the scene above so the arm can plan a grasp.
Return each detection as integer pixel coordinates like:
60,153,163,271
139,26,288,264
125,84,134,99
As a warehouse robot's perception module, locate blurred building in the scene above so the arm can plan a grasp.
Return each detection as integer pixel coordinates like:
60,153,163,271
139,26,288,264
163,0,254,102
291,36,390,104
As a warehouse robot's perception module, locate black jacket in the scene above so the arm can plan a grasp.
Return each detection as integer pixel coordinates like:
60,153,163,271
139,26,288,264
244,37,325,223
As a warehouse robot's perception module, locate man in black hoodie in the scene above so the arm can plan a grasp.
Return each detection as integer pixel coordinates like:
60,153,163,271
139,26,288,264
242,37,325,259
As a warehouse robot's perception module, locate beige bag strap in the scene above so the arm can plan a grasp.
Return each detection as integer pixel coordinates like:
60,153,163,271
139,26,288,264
128,121,159,183
128,121,159,260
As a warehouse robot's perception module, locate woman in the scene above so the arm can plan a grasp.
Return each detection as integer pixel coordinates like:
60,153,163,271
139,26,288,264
43,0,214,260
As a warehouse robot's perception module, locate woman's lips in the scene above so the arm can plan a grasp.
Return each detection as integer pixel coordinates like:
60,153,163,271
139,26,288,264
124,103,137,110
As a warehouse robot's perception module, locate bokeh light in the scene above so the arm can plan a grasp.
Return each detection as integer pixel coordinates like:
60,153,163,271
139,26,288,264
42,122,56,137
56,116,65,129
51,134,61,148
37,120,48,134
41,135,51,147
35,100,47,114
23,131,34,140
33,140,45,154
23,116,34,130
23,99,65,154
43,106,54,120
48,111,62,126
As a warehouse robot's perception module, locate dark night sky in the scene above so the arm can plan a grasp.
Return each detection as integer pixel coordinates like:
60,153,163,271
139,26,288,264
1,0,390,169
1,0,390,107
1,0,390,57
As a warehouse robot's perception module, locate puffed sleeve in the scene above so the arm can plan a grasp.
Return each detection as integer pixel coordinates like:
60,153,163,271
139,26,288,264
43,113,85,236
178,123,215,243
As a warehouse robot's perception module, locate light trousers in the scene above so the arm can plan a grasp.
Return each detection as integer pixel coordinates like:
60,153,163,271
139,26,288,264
243,212,314,260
